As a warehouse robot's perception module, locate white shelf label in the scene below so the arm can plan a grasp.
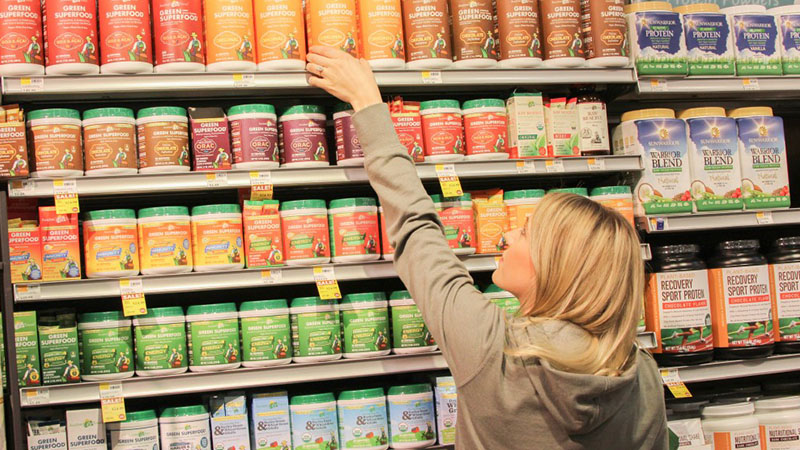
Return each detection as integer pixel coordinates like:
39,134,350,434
233,73,256,87
9,179,35,197
23,388,50,406
545,159,565,173
756,211,773,225
19,77,44,92
261,269,283,284
515,160,536,174
421,71,442,84
640,243,652,261
250,171,273,200
14,284,41,301
742,78,760,91
648,217,669,231
587,158,606,171
660,368,692,398
648,79,668,92
205,172,229,187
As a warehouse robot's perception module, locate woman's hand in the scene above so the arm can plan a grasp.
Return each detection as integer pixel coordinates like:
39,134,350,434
306,46,383,112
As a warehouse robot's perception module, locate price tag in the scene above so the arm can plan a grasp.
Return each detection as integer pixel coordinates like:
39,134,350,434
544,159,565,173
53,179,79,214
742,78,760,91
660,369,692,398
233,73,256,87
649,79,668,92
19,77,44,92
9,179,34,197
421,71,443,84
23,388,50,406
14,284,41,301
756,211,773,225
494,256,502,268
250,171,273,201
313,266,342,300
515,160,536,174
587,158,606,171
435,164,463,198
649,217,668,231
261,269,283,284
119,278,147,316
205,172,228,188
99,383,126,422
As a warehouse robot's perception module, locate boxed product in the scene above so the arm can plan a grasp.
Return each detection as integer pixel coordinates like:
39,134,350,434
15,311,41,387
250,391,292,450
27,418,67,450
545,98,580,157
66,409,106,450
435,377,457,445
243,200,285,268
0,104,29,178
39,207,81,281
667,418,706,448
471,189,508,254
506,92,548,159
209,392,251,450
8,222,42,284
389,97,425,163
189,107,233,171
38,310,80,385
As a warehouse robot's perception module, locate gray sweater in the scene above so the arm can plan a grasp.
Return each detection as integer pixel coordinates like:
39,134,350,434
353,103,669,450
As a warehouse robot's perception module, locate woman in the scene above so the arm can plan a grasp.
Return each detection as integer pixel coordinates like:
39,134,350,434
306,46,668,449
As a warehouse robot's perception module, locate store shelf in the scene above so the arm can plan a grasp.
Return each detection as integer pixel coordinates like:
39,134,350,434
668,354,800,384
637,209,800,233
19,352,448,407
637,331,656,350
1,69,636,101
8,156,642,198
633,76,800,99
13,255,499,302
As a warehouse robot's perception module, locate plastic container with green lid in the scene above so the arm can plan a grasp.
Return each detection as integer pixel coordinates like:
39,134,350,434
136,106,190,174
281,200,330,266
279,105,329,168
191,204,244,272
82,107,138,182
132,306,187,377
387,384,436,448
462,99,509,161
390,291,437,354
107,410,159,449
329,198,380,263
420,100,465,163
334,103,365,167
338,388,389,450
625,2,688,76
340,292,391,359
83,209,139,279
505,189,544,231
137,206,192,275
484,284,521,315
239,299,292,367
291,393,339,449
159,405,211,450
186,303,241,372
28,108,84,178
78,311,134,381
290,297,341,363
548,187,589,197
590,186,635,227
228,104,279,170
431,194,476,256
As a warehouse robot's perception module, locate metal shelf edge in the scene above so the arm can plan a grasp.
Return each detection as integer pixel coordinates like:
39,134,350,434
638,209,800,233
672,354,800,384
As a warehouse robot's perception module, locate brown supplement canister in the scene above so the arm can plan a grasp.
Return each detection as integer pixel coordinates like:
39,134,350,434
448,0,498,68
402,0,454,69
136,107,191,174
580,0,627,67
497,0,543,68
540,0,584,67
28,108,84,178
82,108,138,176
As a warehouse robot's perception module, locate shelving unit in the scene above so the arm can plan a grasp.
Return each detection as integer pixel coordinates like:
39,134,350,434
637,209,800,233
632,77,800,99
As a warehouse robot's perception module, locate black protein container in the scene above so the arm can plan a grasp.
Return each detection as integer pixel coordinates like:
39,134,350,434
767,237,800,354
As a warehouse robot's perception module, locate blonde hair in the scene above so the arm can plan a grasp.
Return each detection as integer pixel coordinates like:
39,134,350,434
505,192,643,377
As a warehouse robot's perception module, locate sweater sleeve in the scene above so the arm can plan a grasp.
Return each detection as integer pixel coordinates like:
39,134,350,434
352,103,504,384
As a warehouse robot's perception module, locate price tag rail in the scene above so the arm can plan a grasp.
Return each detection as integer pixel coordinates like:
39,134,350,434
637,208,800,233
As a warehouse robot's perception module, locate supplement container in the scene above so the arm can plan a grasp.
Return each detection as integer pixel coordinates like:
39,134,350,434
590,186,634,227
462,99,508,160
667,399,709,448
203,0,257,72
290,297,342,363
646,245,714,366
754,396,800,447
449,0,498,68
78,311,134,381
390,291,437,354
728,107,790,210
228,104,280,170
387,384,436,448
279,105,329,167
722,5,781,76
582,0,628,67
484,284,521,314
136,107,191,173
540,0,584,67
379,206,395,261
770,5,800,75
0,0,44,76
767,237,800,354
28,109,84,178
548,187,589,197
43,0,99,75
420,100,465,162
82,108,138,176
359,0,405,69
290,393,339,449
239,299,292,367
496,0,542,68
625,2,688,76
152,0,205,72
159,406,211,450
242,200,284,268
281,200,330,265
106,410,160,449
505,189,544,231
340,292,391,359
39,206,82,281
132,307,187,377
83,209,139,278
338,388,390,450
137,206,193,275
388,98,425,163
431,194,476,255
255,0,306,70
708,240,775,360
190,204,244,272
576,91,610,155
702,403,762,449
679,107,743,212
401,0,453,69
186,303,241,372
334,104,365,166
307,0,359,57
329,198,380,263
98,0,153,74
675,4,734,76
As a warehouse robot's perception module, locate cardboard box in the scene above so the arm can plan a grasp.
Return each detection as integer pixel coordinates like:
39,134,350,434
27,419,67,450
14,311,41,387
251,392,291,450
189,107,233,171
0,105,29,178
66,409,106,450
243,200,285,268
471,190,508,254
545,98,580,157
8,224,42,284
435,377,457,445
210,393,250,450
38,310,80,385
506,92,548,159
39,207,81,281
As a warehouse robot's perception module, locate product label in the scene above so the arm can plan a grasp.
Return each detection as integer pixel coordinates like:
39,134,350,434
255,0,305,64
252,394,292,450
581,0,626,60
153,0,204,65
31,123,83,173
450,0,497,61
632,11,687,75
760,423,800,450
464,111,507,155
191,118,232,171
706,428,761,449
291,405,338,450
187,318,239,366
83,123,137,172
80,326,133,376
506,202,538,231
83,223,139,277
282,214,330,262
231,117,279,165
391,304,435,349
137,121,191,169
390,102,425,163
770,262,800,342
342,307,390,354
204,0,256,65
686,117,743,211
138,219,192,271
39,207,81,281
0,123,29,177
577,102,609,154
210,415,249,450
108,423,159,449
422,113,464,157
329,211,380,258
646,270,713,354
682,13,734,75
291,311,341,357
39,326,80,385
244,212,284,268
474,203,508,254
506,96,548,158
134,322,187,371
279,117,328,165
389,397,435,444
241,315,291,362
15,312,40,386
335,113,364,163
42,0,98,67
359,0,404,61
191,218,244,268
709,265,774,348
160,420,211,450
545,100,579,157
99,0,152,65
0,0,43,67
435,386,457,445
9,227,42,284
438,205,476,251
497,0,541,61
595,196,634,227
735,116,790,209
667,419,705,448
306,0,359,56
402,0,451,62
732,14,781,76
338,400,389,448
778,13,800,74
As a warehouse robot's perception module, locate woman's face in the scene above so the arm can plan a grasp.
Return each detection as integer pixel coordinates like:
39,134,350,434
492,220,536,300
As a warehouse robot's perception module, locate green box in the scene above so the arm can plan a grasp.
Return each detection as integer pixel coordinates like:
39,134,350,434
14,311,40,387
38,310,80,385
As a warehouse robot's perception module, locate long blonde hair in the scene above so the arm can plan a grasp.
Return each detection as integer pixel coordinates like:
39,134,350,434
505,192,643,377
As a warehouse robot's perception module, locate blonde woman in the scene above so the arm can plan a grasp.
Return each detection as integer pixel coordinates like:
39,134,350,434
306,47,668,449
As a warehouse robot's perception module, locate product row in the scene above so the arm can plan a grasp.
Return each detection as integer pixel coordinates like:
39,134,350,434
26,379,457,449
614,106,790,216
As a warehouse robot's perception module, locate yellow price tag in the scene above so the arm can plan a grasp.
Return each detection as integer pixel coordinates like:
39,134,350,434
660,369,692,399
119,279,147,316
250,171,273,200
53,179,79,214
435,164,463,198
313,266,342,300
99,383,126,423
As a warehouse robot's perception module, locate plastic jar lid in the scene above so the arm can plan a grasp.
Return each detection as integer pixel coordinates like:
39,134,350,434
773,237,800,250
186,303,237,316
674,3,720,14
239,299,289,317
135,306,184,319
340,292,388,310
484,284,514,299
702,402,755,418
334,103,354,114
291,393,336,405
281,105,324,117
420,100,461,111
728,107,774,118
718,239,760,252
678,107,727,120
83,107,135,120
160,405,208,418
655,244,701,256
769,5,800,14
137,106,187,119
549,187,589,196
504,189,545,201
755,396,800,412
624,2,673,13
430,193,472,204
390,290,412,300
79,310,129,324
329,197,377,209
291,296,338,308
281,199,327,211
339,388,385,401
228,104,276,116
138,206,190,218
84,209,137,221
389,291,414,306
388,384,432,396
462,99,505,110
721,5,767,14
191,204,241,216
28,108,81,121
123,410,158,422
669,398,711,414
620,108,676,122
590,186,632,197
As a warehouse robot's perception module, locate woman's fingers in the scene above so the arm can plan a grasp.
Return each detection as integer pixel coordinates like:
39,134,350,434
309,45,346,59
307,73,336,92
306,52,336,69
